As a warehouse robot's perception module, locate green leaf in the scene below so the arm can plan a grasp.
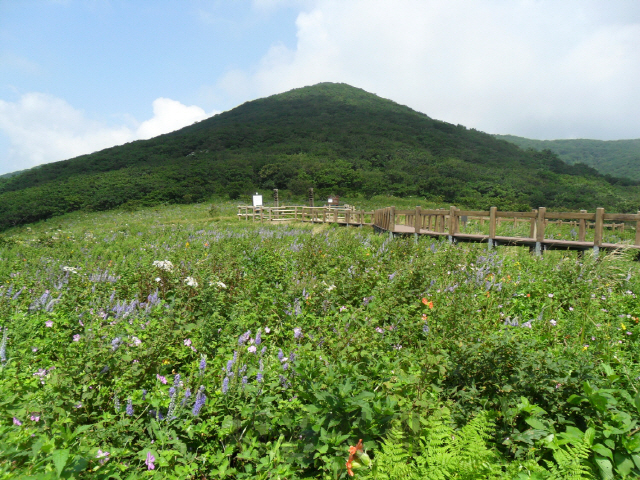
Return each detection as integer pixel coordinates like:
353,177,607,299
592,443,613,460
634,392,640,414
594,455,615,480
614,452,635,476
52,449,70,478
525,417,547,431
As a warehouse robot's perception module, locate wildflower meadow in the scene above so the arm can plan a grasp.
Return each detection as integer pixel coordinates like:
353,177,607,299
1,201,640,479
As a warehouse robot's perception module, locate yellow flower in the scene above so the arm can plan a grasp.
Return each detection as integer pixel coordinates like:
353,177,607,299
162,359,170,365
621,323,626,330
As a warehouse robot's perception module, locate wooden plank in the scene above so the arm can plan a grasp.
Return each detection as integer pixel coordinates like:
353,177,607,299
579,210,586,242
604,213,640,222
415,206,421,233
594,207,604,246
545,212,595,220
495,211,537,218
457,210,490,216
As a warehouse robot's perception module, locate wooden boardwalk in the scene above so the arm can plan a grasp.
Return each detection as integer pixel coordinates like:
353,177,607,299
238,204,640,255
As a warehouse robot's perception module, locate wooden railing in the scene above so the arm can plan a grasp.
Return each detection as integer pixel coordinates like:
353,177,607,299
237,205,374,225
237,203,640,254
372,206,640,254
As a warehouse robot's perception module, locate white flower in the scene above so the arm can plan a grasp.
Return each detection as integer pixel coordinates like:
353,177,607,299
209,280,227,289
130,336,142,346
248,345,257,353
152,260,173,272
264,327,271,334
185,277,198,288
62,266,78,273
155,277,161,282
327,285,336,291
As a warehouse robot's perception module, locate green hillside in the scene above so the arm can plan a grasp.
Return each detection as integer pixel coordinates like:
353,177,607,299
495,134,640,181
1,83,639,231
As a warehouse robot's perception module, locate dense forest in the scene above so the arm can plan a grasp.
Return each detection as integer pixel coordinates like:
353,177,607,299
1,83,639,231
495,134,640,181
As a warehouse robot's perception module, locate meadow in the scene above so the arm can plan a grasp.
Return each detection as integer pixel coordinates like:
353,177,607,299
1,198,640,479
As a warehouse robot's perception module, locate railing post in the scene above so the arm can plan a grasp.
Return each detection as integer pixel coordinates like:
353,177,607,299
579,210,587,241
448,206,458,243
593,207,604,256
535,207,546,255
488,206,497,249
346,209,350,227
414,206,421,233
389,206,396,232
529,209,537,238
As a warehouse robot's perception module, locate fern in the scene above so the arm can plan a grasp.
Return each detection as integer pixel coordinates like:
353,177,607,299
545,440,594,480
363,406,505,480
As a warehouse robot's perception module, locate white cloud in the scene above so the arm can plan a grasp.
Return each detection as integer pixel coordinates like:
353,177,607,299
214,0,640,140
136,98,210,140
0,93,216,174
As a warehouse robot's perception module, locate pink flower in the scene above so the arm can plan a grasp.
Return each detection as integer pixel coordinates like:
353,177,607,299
13,417,22,426
156,374,167,384
96,449,110,465
248,345,257,353
45,321,53,328
73,334,80,342
184,339,192,347
145,452,155,470
30,415,40,422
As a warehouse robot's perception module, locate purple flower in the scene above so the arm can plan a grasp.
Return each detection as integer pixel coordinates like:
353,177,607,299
238,330,251,345
126,398,134,416
278,349,284,361
192,386,206,416
222,377,229,394
521,321,532,329
282,363,289,371
255,329,262,346
423,324,430,334
13,417,22,426
199,355,206,373
257,372,263,383
142,389,147,400
248,345,257,353
260,346,266,355
388,272,396,280
550,320,557,326
156,374,167,384
73,334,80,342
145,452,155,470
30,415,40,422
181,388,191,406
294,328,302,339
242,376,248,387
173,374,181,387
45,321,53,328
184,338,192,347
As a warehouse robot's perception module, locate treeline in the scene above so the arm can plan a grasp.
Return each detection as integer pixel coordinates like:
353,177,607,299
1,83,639,231
495,134,640,182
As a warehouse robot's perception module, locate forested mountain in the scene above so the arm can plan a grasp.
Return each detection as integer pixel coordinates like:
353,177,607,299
1,83,639,231
495,134,640,181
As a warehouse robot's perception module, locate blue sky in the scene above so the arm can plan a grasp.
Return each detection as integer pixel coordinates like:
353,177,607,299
1,0,640,174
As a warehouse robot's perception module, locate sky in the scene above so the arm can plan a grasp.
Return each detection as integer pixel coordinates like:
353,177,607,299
1,1,640,175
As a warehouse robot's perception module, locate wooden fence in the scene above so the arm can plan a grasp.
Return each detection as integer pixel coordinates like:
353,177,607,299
237,204,640,255
373,206,640,254
237,205,374,225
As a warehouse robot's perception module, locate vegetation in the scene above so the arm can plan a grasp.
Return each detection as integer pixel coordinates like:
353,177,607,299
1,83,640,232
495,135,640,183
2,200,640,479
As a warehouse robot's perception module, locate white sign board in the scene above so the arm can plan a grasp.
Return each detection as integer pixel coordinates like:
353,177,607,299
252,195,263,207
327,198,333,203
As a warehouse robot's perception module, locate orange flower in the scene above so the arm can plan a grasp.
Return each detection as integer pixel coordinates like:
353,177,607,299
421,298,434,309
346,439,363,477
526,293,530,297
422,313,428,321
